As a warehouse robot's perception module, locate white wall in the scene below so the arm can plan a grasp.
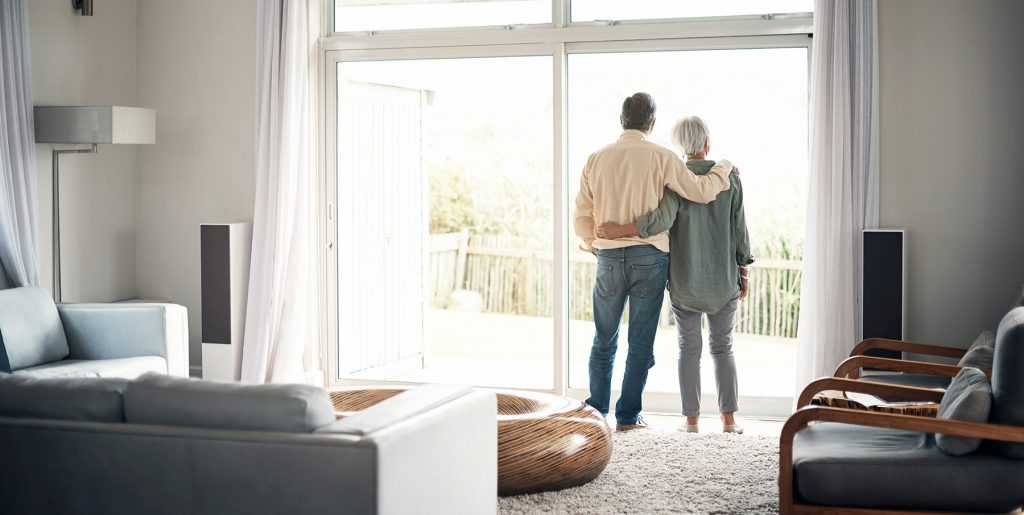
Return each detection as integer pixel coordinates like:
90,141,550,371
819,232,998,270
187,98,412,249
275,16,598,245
879,0,1024,348
136,0,257,373
29,0,140,302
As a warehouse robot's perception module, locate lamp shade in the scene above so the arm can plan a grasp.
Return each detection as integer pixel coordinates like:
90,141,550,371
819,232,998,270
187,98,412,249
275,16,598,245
34,106,155,145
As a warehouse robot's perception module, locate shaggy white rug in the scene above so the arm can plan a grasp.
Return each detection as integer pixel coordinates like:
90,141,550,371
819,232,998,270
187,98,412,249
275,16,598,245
499,430,779,514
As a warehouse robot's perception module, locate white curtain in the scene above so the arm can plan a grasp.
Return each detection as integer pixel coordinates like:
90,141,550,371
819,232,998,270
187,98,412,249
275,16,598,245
0,0,41,290
241,0,314,384
796,0,880,389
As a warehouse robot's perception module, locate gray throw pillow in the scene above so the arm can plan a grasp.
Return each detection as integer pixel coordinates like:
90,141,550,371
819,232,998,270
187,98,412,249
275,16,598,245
935,367,992,456
1013,282,1024,309
957,331,995,369
954,329,995,370
959,346,994,369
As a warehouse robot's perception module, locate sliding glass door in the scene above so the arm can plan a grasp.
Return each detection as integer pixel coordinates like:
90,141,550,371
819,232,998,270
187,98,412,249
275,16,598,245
322,2,812,415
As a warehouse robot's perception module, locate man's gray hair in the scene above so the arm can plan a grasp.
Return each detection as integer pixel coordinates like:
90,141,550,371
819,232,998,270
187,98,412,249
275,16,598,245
671,116,710,156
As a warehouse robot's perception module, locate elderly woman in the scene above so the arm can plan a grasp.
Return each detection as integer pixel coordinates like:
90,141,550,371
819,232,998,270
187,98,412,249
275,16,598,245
598,116,754,433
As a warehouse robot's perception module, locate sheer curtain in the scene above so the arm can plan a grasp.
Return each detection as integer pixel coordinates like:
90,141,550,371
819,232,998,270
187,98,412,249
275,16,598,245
0,0,41,290
795,0,880,390
240,0,314,384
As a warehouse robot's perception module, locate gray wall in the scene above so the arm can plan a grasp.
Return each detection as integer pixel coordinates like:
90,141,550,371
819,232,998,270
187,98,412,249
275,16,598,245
878,0,1024,348
136,0,257,374
29,0,140,302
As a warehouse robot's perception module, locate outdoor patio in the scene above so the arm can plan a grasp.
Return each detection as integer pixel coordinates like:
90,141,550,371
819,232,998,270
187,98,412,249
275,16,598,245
352,309,796,407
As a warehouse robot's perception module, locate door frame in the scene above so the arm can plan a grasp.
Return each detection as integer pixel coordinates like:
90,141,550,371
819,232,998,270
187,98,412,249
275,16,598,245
320,19,813,417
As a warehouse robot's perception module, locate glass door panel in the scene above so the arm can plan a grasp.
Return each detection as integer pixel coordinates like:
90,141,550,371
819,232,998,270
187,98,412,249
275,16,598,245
566,47,808,404
336,56,555,389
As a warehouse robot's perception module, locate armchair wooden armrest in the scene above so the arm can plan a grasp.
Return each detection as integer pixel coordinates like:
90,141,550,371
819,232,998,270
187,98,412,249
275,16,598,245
797,376,944,408
834,355,989,382
850,338,966,360
780,406,1024,514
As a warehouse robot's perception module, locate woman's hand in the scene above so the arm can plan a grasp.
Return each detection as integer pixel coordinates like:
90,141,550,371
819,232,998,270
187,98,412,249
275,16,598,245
738,266,749,300
597,222,639,240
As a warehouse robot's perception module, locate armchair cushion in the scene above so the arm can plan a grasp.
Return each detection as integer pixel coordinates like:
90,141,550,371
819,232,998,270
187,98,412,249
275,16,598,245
957,330,995,369
793,422,1024,512
991,307,1024,457
0,287,69,372
0,374,127,422
935,368,992,455
124,372,335,433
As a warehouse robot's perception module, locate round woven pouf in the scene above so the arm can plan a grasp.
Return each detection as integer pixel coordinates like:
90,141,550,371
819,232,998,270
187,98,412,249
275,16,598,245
330,387,613,496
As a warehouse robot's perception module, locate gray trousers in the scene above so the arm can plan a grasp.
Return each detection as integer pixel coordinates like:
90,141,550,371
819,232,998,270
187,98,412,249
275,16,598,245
671,290,740,417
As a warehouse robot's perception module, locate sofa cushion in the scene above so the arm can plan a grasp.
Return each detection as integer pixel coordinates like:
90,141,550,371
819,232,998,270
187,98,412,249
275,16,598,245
124,372,335,433
935,368,992,456
0,287,69,372
0,374,127,422
991,307,1024,457
15,356,166,379
793,422,1024,512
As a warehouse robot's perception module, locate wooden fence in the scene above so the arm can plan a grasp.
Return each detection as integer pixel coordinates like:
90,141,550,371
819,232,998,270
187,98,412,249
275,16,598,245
429,231,802,339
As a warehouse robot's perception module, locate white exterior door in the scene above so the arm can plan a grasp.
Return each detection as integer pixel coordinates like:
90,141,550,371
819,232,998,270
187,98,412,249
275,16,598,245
337,80,426,377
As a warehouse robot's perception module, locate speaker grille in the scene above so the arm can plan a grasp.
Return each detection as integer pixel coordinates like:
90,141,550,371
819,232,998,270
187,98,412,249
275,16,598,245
863,231,903,357
201,225,232,344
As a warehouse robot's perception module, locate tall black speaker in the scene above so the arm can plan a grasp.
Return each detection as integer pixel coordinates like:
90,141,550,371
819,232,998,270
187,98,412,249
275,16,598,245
200,222,252,380
862,230,905,359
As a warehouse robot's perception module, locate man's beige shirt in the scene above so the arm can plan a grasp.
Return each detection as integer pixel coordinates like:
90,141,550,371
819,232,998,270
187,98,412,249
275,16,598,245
573,130,732,252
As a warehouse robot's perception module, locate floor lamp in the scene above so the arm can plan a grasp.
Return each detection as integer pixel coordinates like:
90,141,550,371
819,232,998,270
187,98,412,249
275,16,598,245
33,106,156,302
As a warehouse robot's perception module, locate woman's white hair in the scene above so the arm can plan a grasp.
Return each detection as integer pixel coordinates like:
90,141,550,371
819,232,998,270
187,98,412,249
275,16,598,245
671,116,710,156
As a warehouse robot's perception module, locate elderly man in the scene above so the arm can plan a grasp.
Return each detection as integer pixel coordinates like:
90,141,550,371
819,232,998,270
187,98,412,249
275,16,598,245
574,94,736,432
598,115,754,434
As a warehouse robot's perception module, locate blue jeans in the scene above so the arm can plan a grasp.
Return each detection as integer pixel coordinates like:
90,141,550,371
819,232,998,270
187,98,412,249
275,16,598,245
585,245,669,425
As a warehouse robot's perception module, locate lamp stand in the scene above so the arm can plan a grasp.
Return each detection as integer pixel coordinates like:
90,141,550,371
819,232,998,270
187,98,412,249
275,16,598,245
52,144,97,302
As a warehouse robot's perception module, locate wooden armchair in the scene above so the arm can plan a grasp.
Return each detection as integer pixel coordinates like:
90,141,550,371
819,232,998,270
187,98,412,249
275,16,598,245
780,405,1024,514
780,308,1024,514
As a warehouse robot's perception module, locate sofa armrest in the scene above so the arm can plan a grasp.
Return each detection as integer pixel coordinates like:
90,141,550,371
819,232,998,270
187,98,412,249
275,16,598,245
318,384,498,515
317,384,476,435
57,303,189,377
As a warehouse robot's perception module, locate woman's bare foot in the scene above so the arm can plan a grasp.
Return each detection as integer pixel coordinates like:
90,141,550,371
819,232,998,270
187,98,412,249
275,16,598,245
678,415,700,433
721,412,744,434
